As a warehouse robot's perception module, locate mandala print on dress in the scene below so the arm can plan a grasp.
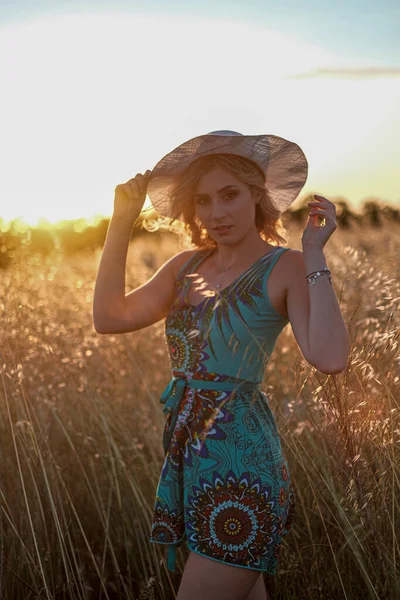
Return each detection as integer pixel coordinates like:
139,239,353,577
165,309,210,374
186,470,279,569
151,500,185,545
163,384,236,473
167,327,193,372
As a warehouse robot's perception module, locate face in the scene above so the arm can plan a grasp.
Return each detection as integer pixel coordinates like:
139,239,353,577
192,166,258,244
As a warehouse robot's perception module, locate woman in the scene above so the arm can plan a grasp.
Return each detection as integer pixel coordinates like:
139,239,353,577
93,131,350,600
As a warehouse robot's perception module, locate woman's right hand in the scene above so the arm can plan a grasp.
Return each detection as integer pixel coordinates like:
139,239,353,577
113,169,152,222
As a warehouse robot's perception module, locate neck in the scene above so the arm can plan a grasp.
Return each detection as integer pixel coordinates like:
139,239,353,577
213,229,269,269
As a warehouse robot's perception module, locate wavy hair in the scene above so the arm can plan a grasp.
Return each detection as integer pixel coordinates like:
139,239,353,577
145,153,288,248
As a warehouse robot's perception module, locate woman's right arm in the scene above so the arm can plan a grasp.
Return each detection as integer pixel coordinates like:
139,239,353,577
93,171,193,334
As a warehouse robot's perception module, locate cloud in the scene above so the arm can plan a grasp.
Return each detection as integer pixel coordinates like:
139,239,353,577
289,67,400,79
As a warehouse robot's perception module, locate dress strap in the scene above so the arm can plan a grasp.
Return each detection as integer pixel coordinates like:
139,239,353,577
176,248,212,282
175,249,214,307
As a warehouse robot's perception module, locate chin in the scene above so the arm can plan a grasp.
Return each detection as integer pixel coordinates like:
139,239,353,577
208,233,234,245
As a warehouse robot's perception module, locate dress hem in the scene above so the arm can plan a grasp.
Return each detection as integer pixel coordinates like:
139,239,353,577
149,536,186,547
149,538,277,575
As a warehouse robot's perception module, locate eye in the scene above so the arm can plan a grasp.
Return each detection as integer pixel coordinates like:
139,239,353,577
194,191,237,205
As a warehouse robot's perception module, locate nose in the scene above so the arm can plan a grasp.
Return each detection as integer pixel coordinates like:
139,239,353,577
211,199,226,220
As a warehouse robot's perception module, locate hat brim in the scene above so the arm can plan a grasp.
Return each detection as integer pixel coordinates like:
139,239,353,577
146,133,308,218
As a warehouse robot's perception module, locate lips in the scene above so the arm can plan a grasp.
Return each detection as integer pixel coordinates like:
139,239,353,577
213,226,232,232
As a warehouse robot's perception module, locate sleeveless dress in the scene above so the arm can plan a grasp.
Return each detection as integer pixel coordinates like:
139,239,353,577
149,246,296,575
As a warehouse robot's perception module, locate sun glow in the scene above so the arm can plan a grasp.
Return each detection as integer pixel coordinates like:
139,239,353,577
0,13,398,225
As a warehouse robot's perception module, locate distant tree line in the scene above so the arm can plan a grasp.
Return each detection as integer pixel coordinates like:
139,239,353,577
0,196,398,268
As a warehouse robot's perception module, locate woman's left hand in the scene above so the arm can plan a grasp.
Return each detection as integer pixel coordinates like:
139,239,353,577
301,194,337,250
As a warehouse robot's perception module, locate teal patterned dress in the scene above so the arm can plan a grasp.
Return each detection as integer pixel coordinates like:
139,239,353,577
149,246,296,574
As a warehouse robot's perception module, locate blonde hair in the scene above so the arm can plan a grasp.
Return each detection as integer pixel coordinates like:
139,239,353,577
146,154,288,248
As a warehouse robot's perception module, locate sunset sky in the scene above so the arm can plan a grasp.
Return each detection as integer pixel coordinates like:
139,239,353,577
0,0,399,224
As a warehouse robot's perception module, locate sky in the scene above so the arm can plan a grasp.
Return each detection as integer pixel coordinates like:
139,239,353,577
0,0,399,225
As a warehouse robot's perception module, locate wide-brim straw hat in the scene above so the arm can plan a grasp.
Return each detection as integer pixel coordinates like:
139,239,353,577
147,130,308,218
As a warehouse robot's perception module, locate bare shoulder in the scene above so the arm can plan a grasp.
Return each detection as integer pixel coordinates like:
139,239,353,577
279,248,310,320
279,249,308,294
265,248,305,319
281,248,307,277
269,248,307,286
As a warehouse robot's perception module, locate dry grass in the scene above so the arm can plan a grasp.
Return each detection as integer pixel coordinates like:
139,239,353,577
0,221,399,599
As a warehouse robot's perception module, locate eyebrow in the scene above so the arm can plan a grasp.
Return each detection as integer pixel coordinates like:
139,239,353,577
193,185,238,198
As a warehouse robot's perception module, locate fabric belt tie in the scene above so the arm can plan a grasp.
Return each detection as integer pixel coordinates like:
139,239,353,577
160,375,261,455
159,374,261,573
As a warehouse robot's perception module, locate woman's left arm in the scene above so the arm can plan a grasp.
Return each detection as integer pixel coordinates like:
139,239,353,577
286,195,351,374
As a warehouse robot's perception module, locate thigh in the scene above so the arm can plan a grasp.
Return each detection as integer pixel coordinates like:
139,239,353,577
247,573,270,600
177,551,261,600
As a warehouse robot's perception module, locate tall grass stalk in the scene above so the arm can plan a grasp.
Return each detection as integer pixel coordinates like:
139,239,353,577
0,226,398,599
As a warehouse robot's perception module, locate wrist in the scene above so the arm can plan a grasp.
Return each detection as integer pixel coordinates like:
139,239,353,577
302,246,327,274
111,213,138,228
302,243,324,252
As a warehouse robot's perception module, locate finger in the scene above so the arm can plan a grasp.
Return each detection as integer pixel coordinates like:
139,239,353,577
134,177,148,196
311,197,336,211
309,205,336,215
135,174,149,192
129,173,145,183
309,208,327,215
140,178,149,193
309,200,329,207
125,181,139,198
125,177,139,187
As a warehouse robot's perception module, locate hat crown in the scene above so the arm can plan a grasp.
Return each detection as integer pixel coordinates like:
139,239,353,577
206,130,243,137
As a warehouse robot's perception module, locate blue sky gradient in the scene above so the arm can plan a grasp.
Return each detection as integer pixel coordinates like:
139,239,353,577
2,0,399,64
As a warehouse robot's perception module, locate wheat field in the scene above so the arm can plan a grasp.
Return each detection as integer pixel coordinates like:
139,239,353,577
0,219,399,600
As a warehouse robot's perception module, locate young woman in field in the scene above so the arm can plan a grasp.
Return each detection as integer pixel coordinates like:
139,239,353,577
93,130,350,600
